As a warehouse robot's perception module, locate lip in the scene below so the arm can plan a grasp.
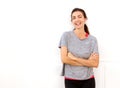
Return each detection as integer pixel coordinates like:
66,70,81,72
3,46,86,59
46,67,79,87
74,22,81,26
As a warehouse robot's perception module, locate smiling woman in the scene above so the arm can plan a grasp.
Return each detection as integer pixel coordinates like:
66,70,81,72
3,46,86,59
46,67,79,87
71,9,87,31
59,8,99,88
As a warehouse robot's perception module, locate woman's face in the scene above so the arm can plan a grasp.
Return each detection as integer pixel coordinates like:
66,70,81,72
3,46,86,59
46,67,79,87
71,11,87,29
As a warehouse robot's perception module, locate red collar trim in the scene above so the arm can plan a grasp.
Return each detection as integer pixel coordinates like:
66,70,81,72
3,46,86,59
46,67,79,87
85,33,89,37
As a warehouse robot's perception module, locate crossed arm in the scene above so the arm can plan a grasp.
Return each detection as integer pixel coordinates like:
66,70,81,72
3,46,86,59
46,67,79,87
60,46,99,68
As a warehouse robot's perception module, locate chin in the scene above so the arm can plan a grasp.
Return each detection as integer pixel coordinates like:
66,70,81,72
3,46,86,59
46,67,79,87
75,27,81,29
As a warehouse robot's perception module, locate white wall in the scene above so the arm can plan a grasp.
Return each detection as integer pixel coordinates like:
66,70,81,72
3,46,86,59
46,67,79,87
0,0,120,88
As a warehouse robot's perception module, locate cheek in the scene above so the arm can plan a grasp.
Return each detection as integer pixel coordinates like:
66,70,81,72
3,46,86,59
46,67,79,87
71,21,75,25
80,18,85,22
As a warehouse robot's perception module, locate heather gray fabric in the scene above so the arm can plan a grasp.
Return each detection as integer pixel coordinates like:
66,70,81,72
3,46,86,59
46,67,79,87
59,31,99,80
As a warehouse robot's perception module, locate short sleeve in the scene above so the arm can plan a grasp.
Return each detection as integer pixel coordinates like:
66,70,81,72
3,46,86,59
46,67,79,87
58,32,68,48
58,32,68,76
92,37,99,54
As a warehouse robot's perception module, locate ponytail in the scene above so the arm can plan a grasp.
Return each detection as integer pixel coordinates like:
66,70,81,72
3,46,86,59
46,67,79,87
84,24,90,34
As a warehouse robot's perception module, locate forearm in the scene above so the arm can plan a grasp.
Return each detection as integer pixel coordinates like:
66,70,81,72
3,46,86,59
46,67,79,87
62,56,83,66
60,46,83,66
73,57,98,67
68,53,99,67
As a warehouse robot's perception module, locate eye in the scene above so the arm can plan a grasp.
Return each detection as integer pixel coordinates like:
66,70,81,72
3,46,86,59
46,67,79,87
72,16,76,20
78,15,82,18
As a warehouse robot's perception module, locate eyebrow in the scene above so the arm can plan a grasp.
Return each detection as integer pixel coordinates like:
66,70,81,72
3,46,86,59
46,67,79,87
72,14,82,17
78,15,82,17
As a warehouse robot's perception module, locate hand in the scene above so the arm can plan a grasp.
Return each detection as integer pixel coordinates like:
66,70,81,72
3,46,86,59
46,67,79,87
89,53,99,60
68,52,76,60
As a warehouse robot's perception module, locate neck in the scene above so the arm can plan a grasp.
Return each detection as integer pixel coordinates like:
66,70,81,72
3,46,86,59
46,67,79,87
74,28,87,39
74,27,86,34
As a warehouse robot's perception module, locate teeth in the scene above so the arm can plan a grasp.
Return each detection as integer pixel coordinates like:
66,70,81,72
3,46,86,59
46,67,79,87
75,23,80,26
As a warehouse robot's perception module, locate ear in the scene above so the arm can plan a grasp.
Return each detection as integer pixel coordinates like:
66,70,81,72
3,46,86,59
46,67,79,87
85,18,87,21
84,18,87,23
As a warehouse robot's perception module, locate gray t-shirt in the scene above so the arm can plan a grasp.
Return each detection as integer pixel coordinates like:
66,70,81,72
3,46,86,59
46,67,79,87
59,31,99,80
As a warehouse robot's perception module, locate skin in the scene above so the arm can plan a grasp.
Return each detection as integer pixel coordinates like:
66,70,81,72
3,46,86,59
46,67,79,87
60,11,99,68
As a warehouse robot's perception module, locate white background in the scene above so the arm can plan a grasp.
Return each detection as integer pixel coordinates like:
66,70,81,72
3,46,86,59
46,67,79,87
0,0,120,88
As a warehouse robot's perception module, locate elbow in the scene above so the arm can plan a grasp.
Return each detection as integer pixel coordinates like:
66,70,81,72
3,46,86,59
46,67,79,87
90,60,99,68
94,65,98,68
94,63,99,68
88,59,99,68
61,56,68,64
90,59,99,68
61,56,72,64
61,59,66,64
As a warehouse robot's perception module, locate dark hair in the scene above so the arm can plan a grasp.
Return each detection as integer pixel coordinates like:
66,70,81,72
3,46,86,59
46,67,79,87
71,8,90,34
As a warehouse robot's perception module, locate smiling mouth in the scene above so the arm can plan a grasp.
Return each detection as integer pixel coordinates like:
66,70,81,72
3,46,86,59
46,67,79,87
75,22,81,26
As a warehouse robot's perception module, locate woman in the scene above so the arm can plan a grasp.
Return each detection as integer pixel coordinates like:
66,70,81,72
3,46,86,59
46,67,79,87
59,8,99,88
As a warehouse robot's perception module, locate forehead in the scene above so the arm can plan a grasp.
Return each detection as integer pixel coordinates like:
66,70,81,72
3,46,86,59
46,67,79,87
72,11,83,16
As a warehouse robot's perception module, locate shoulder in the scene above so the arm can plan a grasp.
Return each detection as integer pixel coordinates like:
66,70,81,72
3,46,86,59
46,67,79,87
89,35,97,40
89,35,98,42
61,31,72,37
